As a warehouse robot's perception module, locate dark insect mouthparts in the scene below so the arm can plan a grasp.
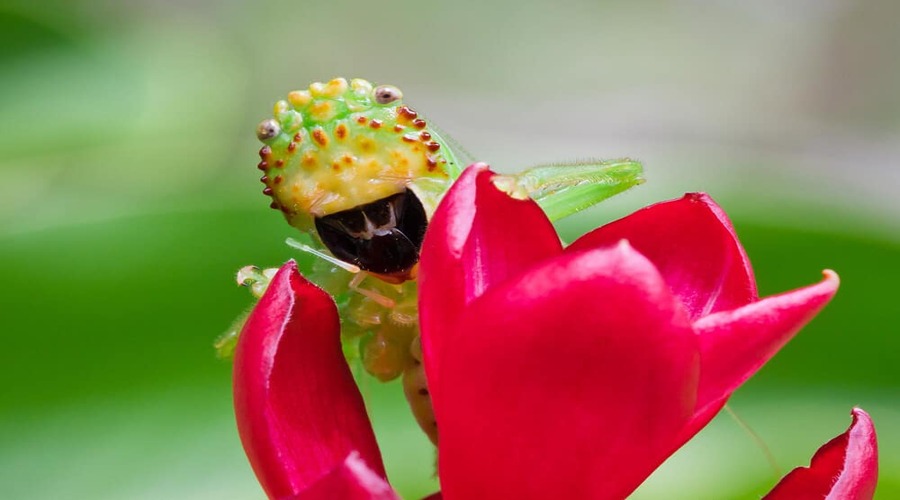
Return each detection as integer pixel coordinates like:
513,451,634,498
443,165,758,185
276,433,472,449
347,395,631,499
314,190,428,275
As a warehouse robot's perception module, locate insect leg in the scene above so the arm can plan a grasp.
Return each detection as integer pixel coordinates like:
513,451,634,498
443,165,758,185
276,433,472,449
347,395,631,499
402,335,438,445
348,273,397,309
215,265,279,359
493,158,645,221
214,309,250,359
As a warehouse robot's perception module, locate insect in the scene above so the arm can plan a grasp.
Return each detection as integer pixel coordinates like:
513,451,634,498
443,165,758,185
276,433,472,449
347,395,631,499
217,78,644,443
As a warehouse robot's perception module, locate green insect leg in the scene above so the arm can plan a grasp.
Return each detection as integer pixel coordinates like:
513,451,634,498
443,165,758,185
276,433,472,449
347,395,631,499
493,159,645,221
214,265,280,359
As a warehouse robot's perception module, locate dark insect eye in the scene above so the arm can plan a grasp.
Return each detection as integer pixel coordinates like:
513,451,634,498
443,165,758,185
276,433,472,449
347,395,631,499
256,119,281,141
373,85,403,105
314,190,427,275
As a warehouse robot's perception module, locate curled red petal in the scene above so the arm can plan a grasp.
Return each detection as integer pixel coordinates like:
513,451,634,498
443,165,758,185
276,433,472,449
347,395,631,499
233,261,386,499
692,270,839,416
418,163,562,402
765,408,878,500
435,242,700,499
568,192,757,320
290,452,399,500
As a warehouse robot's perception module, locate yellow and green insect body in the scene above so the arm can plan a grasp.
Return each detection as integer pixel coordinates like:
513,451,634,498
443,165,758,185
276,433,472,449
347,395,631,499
256,78,460,232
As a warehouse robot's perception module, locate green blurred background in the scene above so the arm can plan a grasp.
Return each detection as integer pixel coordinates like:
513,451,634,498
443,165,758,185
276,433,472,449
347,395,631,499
1,0,898,498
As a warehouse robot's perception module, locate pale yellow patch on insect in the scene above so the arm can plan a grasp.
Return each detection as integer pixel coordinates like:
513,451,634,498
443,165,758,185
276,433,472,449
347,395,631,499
350,78,373,95
308,81,327,97
322,78,349,98
288,90,312,107
492,174,530,200
310,101,336,122
390,149,411,170
356,136,376,153
273,99,290,117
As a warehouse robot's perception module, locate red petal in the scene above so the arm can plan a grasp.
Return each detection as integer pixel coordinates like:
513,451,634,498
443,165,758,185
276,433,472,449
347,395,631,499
233,261,386,499
764,408,878,500
290,452,399,500
418,164,562,402
435,242,700,499
568,193,757,320
692,270,839,415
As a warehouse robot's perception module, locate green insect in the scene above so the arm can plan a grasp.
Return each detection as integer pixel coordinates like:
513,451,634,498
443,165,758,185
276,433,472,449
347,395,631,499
218,77,644,443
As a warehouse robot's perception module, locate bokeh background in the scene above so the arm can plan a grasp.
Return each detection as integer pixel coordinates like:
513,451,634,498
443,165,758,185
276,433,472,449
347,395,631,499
2,0,898,498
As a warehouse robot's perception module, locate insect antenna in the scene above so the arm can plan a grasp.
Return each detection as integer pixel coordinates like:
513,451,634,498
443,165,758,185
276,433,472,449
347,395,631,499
724,404,781,478
285,237,361,274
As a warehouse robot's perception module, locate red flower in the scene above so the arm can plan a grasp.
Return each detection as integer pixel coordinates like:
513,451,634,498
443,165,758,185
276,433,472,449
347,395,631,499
232,262,392,499
232,164,877,499
765,408,878,500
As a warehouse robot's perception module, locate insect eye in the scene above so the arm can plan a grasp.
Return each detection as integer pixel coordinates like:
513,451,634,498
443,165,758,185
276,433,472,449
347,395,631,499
256,119,281,141
373,85,402,105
